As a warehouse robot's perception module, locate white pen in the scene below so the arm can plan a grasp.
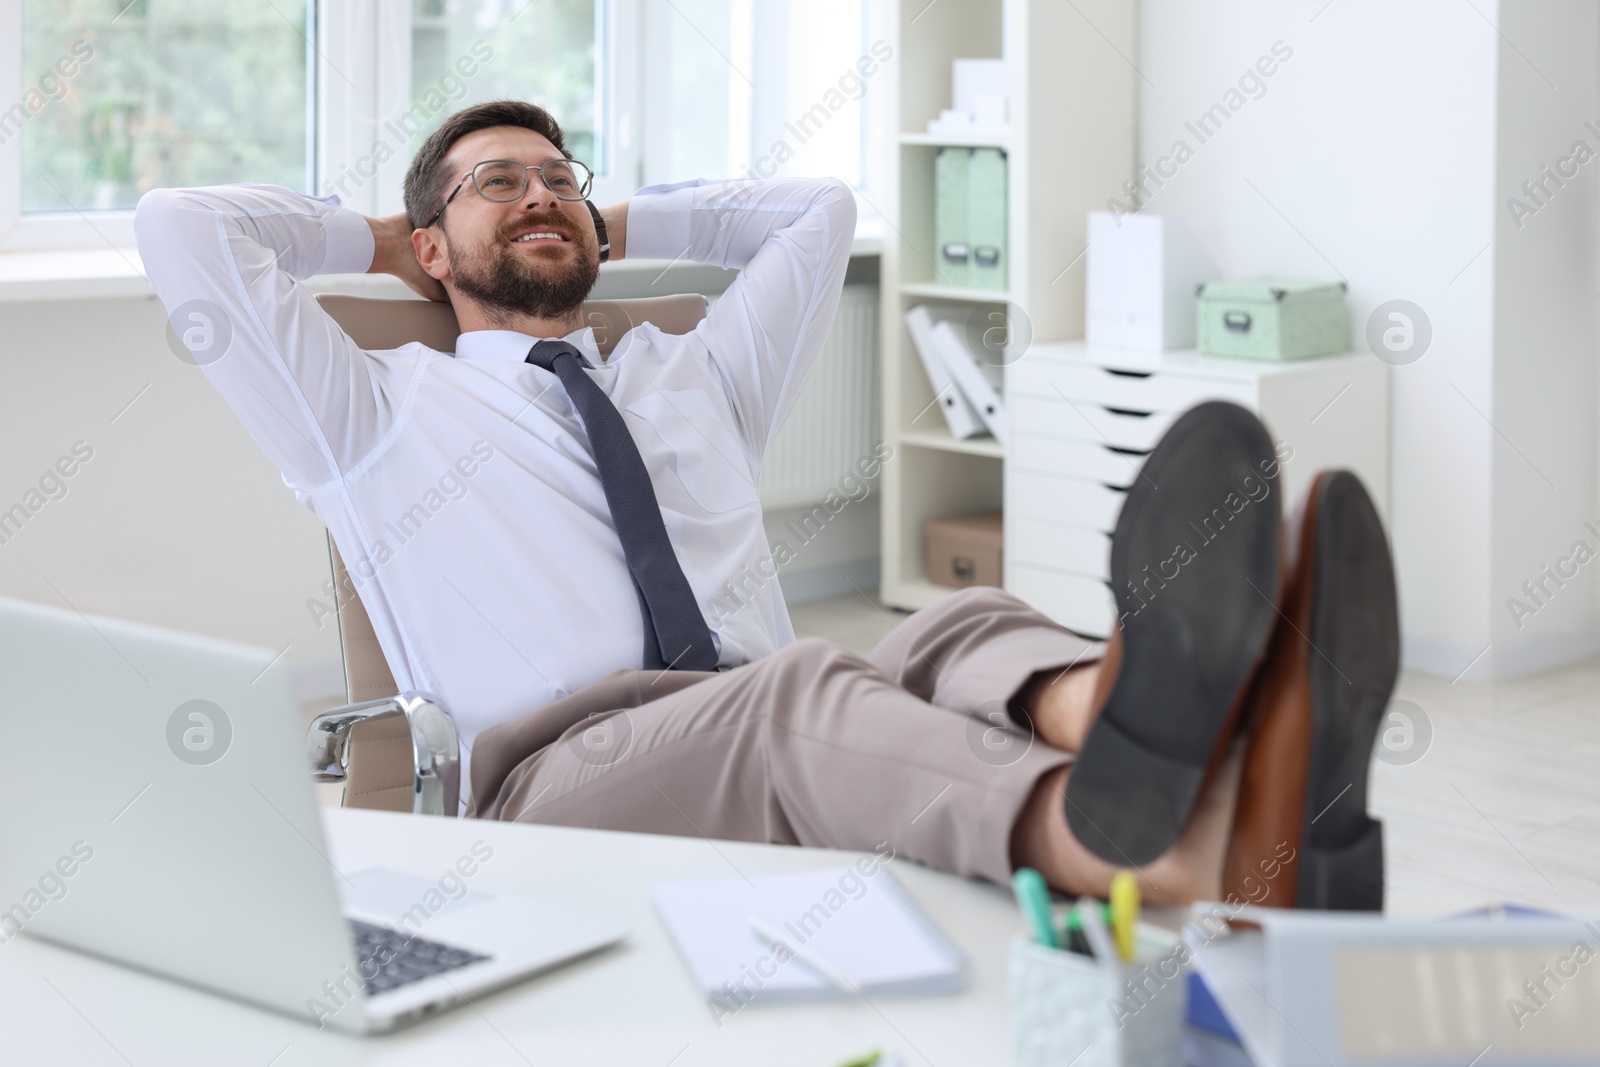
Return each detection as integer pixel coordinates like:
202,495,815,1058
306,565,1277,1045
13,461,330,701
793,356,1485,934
1073,898,1122,976
747,915,864,995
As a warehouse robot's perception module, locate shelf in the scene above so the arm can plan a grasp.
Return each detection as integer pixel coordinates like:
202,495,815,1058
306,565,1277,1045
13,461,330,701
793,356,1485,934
898,131,1012,149
899,428,1004,458
878,0,1136,618
899,281,1013,303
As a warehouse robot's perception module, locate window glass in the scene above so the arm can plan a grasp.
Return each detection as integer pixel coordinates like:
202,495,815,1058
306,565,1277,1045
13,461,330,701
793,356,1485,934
762,0,868,186
409,0,600,171
19,0,313,213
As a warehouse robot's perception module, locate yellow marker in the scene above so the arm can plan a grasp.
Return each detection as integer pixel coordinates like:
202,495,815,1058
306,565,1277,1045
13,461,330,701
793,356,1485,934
1109,870,1139,962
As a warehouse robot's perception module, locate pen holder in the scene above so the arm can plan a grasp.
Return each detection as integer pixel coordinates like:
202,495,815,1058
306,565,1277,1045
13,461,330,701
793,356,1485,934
1010,926,1187,1067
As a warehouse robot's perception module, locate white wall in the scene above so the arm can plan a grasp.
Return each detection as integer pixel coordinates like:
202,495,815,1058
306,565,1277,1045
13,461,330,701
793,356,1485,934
1489,3,1599,670
0,292,345,700
1136,0,1598,678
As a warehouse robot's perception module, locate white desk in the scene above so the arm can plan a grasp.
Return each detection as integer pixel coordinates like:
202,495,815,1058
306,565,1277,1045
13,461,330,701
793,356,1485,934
1,808,1023,1065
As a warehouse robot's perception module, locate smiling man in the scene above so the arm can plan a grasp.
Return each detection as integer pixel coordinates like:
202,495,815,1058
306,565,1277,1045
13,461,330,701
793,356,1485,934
136,100,1399,910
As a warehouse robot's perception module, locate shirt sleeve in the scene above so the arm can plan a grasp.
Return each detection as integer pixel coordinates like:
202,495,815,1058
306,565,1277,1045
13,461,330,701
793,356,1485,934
133,183,395,493
624,176,857,459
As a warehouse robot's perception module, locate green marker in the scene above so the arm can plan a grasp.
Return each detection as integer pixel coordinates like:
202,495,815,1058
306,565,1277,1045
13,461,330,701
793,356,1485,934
1012,867,1060,949
833,1052,882,1067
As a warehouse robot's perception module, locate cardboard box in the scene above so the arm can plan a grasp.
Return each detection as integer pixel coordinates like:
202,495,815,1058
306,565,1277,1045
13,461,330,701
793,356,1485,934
925,511,1003,589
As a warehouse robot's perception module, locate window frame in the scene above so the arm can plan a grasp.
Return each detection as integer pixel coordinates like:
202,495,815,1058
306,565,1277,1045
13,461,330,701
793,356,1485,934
0,0,877,255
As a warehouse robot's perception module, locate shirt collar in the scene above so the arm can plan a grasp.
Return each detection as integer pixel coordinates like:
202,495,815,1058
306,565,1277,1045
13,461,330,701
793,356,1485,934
454,325,607,366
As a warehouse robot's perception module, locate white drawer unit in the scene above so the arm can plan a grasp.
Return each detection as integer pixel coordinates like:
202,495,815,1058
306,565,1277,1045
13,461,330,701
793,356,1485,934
1010,563,1120,638
1010,515,1112,580
1009,356,1256,411
1007,470,1127,531
1003,342,1390,639
1009,437,1146,489
1012,396,1179,451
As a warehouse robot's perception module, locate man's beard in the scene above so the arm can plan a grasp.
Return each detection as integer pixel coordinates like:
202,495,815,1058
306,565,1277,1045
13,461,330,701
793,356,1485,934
446,217,599,325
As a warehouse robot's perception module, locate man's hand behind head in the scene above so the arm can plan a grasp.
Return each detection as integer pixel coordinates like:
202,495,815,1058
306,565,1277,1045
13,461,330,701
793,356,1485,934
367,212,449,303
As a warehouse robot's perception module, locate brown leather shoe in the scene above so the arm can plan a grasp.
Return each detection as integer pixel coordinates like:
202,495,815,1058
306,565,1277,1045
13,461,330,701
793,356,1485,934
1064,401,1285,867
1222,470,1398,911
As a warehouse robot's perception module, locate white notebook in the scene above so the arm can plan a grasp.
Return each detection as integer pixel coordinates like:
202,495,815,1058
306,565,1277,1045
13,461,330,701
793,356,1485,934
652,865,969,1005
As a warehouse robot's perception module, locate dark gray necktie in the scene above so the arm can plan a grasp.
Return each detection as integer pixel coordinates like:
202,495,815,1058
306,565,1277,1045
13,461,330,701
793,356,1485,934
525,339,718,671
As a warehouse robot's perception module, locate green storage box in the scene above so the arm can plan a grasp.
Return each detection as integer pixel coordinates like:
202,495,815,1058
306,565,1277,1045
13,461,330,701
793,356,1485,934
934,147,972,288
967,147,1008,291
1196,278,1348,360
934,147,1008,290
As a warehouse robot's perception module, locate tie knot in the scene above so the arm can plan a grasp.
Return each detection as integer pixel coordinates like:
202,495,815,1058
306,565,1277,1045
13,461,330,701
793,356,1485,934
525,338,590,372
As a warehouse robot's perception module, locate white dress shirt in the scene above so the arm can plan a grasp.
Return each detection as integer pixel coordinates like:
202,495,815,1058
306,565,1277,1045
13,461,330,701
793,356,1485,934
133,175,858,775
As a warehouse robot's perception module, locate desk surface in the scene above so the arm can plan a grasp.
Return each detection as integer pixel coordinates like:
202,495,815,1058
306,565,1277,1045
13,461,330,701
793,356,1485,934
1,808,1023,1066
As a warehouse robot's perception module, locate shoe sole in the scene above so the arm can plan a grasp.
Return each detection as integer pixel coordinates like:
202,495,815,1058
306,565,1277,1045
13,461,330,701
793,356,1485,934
1064,401,1283,867
1293,471,1397,910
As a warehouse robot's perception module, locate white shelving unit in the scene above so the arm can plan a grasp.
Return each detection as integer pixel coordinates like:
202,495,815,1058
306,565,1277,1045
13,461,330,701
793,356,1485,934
877,0,1139,611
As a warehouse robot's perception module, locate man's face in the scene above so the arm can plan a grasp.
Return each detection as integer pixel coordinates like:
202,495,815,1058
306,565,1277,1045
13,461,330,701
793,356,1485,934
427,127,599,321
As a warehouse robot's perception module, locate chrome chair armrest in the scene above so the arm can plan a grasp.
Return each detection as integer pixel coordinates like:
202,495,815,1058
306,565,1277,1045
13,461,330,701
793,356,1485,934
306,692,460,817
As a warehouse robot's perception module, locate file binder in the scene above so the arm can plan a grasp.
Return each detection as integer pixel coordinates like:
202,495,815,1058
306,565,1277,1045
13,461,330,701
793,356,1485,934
905,305,984,439
932,319,1006,446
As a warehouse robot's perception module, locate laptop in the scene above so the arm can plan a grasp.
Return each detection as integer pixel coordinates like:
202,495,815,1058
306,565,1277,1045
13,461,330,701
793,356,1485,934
0,595,629,1034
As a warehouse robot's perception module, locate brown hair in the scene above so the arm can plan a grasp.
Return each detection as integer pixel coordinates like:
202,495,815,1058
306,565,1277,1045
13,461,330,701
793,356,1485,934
403,100,569,230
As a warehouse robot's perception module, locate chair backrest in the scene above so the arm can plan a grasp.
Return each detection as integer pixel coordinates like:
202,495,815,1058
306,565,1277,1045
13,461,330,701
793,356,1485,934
316,292,711,703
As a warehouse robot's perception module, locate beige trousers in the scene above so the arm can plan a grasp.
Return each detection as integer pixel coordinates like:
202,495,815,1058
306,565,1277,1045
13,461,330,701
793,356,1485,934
467,587,1103,884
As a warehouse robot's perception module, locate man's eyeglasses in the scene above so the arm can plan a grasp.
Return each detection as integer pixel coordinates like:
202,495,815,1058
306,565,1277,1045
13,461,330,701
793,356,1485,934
425,157,595,228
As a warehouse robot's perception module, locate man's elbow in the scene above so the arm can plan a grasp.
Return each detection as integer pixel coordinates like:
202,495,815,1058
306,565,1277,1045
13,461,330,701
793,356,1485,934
817,177,857,230
134,186,236,277
132,187,197,255
813,177,857,257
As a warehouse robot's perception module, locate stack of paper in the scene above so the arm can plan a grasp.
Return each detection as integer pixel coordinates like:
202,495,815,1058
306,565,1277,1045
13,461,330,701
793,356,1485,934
652,865,968,1006
927,58,1009,136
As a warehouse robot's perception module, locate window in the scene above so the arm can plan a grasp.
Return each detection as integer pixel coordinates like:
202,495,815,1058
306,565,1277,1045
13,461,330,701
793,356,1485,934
641,0,875,190
0,0,878,252
407,0,601,171
14,0,313,216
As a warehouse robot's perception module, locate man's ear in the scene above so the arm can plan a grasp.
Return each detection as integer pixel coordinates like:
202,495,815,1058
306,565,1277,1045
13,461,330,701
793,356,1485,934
584,200,610,263
413,226,450,284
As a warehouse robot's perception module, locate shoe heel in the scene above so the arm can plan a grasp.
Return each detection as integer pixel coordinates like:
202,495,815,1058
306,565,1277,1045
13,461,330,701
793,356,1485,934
1297,819,1384,911
1064,715,1205,867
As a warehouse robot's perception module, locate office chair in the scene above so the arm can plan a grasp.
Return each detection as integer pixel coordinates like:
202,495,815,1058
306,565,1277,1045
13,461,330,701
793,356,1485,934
305,292,711,817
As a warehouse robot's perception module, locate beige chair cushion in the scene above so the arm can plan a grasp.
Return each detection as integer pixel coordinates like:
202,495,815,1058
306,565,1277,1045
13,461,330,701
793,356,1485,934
317,293,711,707
313,293,712,360
342,712,416,813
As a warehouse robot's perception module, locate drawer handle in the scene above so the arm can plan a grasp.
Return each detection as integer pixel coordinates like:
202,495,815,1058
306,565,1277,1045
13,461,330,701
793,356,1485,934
1223,311,1253,332
1106,446,1149,458
952,556,976,581
1103,368,1153,379
1102,406,1153,418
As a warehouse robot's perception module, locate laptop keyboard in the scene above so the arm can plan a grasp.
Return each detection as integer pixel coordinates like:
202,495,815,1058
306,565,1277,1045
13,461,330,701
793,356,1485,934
348,918,490,995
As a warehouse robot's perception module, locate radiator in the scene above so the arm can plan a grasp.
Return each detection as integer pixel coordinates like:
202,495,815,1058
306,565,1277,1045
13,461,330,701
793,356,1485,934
757,284,881,509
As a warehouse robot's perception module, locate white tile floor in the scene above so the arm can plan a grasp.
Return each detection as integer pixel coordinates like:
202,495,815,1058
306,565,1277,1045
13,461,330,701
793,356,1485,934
788,590,1600,920
308,589,1599,919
